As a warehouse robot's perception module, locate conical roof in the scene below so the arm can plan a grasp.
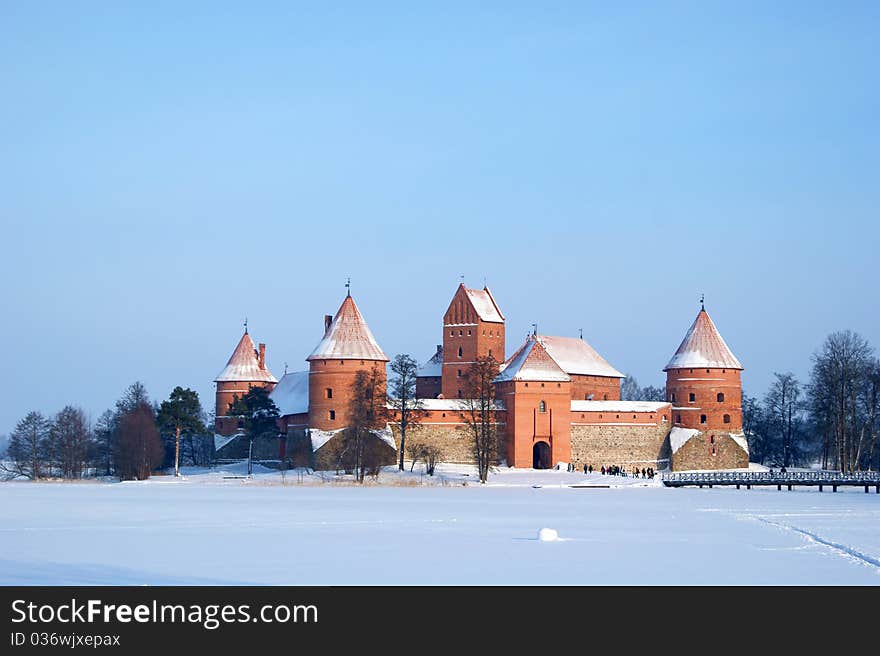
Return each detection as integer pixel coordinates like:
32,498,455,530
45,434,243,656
215,332,278,383
307,295,388,362
664,309,743,371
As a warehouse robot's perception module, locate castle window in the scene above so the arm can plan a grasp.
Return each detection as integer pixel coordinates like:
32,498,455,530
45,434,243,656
525,383,529,387
581,414,585,419
662,415,668,422
329,410,336,421
616,414,620,419
723,414,731,424
722,369,726,373
488,349,493,358
458,346,463,358
442,413,446,418
717,393,725,402
706,369,710,373
540,383,545,388
557,383,561,388
676,414,681,423
339,360,344,365
450,330,454,336
671,393,676,402
539,401,546,413
700,414,707,424
457,369,462,378
603,394,608,400
689,369,694,373
689,393,696,402
467,329,472,336
459,330,463,336
712,446,716,456
710,435,715,444
325,388,333,399
599,414,602,418
633,415,637,419
457,389,462,398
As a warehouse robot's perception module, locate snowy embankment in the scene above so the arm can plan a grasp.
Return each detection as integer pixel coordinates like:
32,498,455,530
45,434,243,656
1,468,879,585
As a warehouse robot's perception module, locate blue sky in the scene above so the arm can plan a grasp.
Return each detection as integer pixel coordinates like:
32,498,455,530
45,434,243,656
1,2,878,434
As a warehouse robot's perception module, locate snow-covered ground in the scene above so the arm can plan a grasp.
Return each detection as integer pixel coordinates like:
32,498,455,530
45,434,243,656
1,463,878,585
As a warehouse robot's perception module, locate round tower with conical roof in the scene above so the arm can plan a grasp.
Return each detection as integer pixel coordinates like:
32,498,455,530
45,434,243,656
664,302,748,470
214,329,278,436
306,293,389,431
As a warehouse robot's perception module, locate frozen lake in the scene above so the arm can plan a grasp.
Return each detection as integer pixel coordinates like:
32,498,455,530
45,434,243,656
1,466,878,585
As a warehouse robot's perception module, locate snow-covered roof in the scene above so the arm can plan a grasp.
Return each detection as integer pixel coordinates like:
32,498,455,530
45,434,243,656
464,286,504,323
307,295,388,362
417,346,443,378
664,309,743,371
309,425,397,452
537,335,624,379
413,398,506,411
494,338,571,383
270,371,309,417
669,427,701,454
214,332,278,383
571,400,670,413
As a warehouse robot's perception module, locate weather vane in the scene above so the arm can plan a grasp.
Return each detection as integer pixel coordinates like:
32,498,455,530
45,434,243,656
531,322,538,336
579,328,583,340
345,277,351,297
700,293,705,310
244,317,248,333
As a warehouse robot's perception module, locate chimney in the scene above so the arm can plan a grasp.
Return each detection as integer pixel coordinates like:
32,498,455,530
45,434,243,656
324,314,333,336
258,343,266,370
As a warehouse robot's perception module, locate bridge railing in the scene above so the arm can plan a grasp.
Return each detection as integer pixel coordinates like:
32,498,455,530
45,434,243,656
661,470,880,485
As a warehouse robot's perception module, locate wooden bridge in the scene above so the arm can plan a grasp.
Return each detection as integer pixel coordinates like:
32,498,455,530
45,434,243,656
662,470,880,493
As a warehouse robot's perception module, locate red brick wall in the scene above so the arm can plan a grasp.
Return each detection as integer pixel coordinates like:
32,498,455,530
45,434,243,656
308,359,387,430
496,379,572,468
440,286,505,398
666,368,742,432
415,376,442,399
570,374,621,401
214,380,276,436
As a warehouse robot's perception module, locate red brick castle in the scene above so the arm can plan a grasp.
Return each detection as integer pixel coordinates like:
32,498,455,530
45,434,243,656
214,284,748,471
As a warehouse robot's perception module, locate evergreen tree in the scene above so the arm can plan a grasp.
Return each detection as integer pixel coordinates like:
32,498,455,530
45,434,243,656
227,387,280,475
157,387,207,476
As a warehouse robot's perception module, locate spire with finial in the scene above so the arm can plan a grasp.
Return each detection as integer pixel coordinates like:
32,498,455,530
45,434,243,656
345,277,351,297
531,322,538,336
579,328,583,340
244,317,248,334
700,293,705,311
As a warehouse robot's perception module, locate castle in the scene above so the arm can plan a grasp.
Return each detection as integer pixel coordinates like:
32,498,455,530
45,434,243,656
213,284,749,472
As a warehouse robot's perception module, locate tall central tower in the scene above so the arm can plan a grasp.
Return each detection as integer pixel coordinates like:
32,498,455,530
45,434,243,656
441,284,505,398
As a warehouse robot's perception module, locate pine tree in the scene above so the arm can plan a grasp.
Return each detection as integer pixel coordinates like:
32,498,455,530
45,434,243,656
157,387,207,476
227,387,280,475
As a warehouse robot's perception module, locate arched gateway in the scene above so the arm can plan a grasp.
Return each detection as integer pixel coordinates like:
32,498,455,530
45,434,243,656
532,441,551,469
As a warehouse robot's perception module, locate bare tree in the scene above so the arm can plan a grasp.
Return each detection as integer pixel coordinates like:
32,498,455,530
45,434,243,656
47,406,92,479
388,354,426,471
1,411,50,480
405,439,425,472
764,372,804,468
460,355,502,483
114,402,164,480
809,331,873,471
343,368,391,483
423,444,444,476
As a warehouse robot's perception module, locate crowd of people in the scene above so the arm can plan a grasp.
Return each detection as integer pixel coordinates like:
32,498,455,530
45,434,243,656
562,462,656,479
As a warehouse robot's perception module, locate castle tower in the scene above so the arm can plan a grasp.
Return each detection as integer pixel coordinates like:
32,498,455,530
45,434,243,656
306,293,389,431
214,329,277,436
494,335,572,468
664,303,748,470
441,284,505,399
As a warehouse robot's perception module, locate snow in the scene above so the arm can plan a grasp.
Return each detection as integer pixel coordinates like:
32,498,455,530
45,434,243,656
2,464,879,585
538,527,559,542
494,339,570,382
307,296,388,362
213,432,240,452
214,332,278,383
669,427,701,454
571,400,669,413
270,371,309,416
665,309,743,371
410,398,506,411
463,287,504,323
729,432,749,453
417,347,443,377
537,335,624,379
308,425,396,452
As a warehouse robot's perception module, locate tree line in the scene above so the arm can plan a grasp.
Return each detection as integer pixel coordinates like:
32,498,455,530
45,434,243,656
1,383,212,481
